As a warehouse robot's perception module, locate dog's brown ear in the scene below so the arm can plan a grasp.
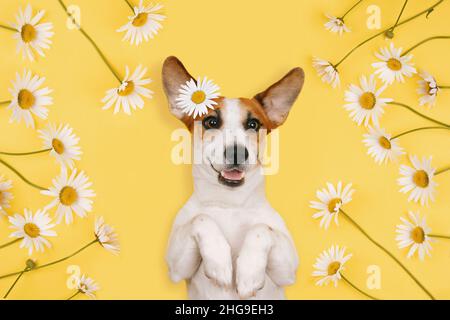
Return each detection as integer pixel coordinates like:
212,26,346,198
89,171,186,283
162,56,195,121
254,67,305,127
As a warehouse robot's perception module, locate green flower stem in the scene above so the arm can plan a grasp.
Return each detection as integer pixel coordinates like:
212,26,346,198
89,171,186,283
0,148,52,156
389,0,409,35
0,24,16,32
0,157,47,191
124,0,134,11
0,239,99,281
435,166,450,175
0,100,11,105
402,35,450,56
391,126,450,139
57,0,122,83
340,209,436,300
334,0,444,68
429,234,450,240
340,0,364,19
3,266,28,299
67,290,81,300
341,274,379,300
0,238,21,250
388,101,450,128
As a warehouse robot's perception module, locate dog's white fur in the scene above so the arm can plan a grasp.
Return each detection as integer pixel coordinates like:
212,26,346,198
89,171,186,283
163,57,304,299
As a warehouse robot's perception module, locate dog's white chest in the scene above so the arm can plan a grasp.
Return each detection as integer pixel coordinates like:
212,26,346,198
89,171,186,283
199,206,254,253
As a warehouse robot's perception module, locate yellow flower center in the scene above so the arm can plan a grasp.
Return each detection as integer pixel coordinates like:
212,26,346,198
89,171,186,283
118,81,135,96
327,198,342,213
52,139,65,155
387,58,402,71
411,226,425,244
24,223,40,238
327,261,341,275
359,92,376,110
132,13,149,27
18,89,35,109
59,186,78,206
378,136,391,150
191,90,206,104
21,24,37,43
413,170,429,188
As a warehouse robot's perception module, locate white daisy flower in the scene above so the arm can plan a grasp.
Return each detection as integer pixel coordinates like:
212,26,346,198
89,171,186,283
10,4,54,61
95,216,120,255
363,126,404,164
102,65,153,115
7,70,53,128
372,43,417,85
38,123,82,169
312,245,352,287
41,168,95,225
176,77,221,119
396,211,433,261
344,75,393,127
9,209,57,255
313,58,340,88
310,182,354,229
417,71,439,107
324,14,350,36
117,1,165,46
398,155,436,206
76,274,100,299
0,175,13,216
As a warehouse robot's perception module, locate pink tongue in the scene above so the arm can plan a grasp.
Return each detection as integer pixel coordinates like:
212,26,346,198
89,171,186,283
221,170,244,181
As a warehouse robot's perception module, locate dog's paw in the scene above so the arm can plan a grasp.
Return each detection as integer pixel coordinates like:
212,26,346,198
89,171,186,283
190,214,233,288
202,248,233,288
236,253,267,299
201,235,233,288
203,259,233,288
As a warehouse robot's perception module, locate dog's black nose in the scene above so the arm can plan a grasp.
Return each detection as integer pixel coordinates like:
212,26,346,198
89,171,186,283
224,144,249,166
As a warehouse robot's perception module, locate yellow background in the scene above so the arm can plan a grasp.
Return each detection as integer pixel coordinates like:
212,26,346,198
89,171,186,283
0,0,449,300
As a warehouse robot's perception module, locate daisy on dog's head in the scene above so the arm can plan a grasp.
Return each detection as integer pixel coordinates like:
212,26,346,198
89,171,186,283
176,77,220,119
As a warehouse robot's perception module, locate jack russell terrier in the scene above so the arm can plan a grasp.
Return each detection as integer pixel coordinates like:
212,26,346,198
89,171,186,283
163,56,305,299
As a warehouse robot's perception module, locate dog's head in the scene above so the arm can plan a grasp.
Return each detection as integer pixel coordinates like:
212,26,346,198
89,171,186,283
162,56,304,188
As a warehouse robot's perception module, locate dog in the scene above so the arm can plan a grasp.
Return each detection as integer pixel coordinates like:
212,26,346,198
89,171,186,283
163,56,305,299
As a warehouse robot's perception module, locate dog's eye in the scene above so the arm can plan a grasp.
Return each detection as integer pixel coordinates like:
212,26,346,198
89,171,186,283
203,116,220,130
246,118,260,131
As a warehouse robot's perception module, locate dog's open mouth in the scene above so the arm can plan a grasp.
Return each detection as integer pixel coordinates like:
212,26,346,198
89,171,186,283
218,169,245,187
